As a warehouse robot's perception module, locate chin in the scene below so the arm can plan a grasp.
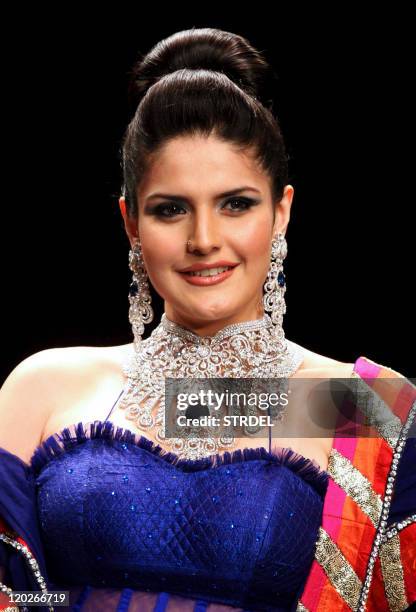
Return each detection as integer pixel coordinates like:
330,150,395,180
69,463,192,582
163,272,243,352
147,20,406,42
178,303,238,324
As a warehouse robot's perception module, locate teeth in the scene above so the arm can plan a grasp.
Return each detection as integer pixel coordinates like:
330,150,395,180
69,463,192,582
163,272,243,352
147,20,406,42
186,266,232,277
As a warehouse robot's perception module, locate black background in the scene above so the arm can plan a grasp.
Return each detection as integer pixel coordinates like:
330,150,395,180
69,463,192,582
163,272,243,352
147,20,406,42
2,7,414,382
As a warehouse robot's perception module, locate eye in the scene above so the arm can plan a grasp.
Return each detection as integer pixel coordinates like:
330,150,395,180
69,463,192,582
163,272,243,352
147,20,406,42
222,197,257,212
151,196,257,219
152,203,187,218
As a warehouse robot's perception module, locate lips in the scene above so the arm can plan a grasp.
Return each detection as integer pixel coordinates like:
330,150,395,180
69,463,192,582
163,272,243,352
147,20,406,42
179,261,239,273
178,265,238,286
184,265,233,277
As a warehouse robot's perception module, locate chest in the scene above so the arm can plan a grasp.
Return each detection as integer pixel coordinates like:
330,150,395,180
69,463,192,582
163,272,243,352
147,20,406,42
41,373,334,471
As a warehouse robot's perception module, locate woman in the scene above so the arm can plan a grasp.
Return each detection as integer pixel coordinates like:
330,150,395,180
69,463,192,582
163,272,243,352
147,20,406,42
0,28,415,612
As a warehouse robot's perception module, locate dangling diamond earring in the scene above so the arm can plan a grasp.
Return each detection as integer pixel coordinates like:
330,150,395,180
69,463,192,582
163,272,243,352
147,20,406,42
128,240,154,351
263,232,288,334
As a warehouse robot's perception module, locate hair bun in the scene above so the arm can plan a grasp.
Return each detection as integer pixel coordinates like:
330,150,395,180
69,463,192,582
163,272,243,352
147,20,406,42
128,27,272,109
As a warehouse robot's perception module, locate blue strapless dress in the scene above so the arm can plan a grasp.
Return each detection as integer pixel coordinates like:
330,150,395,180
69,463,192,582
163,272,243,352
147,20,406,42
25,385,330,612
3,364,415,611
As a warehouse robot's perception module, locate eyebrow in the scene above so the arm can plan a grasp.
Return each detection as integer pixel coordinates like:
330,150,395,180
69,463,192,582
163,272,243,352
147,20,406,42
145,186,261,203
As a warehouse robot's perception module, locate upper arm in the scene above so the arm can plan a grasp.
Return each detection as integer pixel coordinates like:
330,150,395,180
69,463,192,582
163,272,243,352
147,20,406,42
0,346,114,465
0,349,61,463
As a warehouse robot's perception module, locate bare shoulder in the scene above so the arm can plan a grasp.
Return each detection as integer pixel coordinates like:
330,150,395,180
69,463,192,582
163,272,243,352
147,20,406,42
294,343,356,377
0,345,125,464
0,339,355,465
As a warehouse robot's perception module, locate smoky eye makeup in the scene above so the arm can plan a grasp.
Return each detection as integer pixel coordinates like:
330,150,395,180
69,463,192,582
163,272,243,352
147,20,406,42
145,196,261,218
148,202,187,217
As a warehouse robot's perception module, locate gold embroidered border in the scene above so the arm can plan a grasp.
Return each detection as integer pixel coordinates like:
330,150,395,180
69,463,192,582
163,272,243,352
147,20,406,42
315,526,362,610
379,534,409,611
327,449,383,527
357,399,416,610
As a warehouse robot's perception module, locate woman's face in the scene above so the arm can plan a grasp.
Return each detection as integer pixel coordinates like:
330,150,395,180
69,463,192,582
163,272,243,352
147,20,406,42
120,134,294,336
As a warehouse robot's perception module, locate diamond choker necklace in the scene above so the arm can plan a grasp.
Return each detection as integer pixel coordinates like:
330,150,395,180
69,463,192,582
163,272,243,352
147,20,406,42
119,312,305,460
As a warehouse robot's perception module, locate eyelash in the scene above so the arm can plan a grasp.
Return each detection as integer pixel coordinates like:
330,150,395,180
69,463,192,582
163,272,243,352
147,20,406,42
152,197,258,218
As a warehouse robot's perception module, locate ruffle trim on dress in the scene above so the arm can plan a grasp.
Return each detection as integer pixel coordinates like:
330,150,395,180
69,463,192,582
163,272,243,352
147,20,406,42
30,419,329,497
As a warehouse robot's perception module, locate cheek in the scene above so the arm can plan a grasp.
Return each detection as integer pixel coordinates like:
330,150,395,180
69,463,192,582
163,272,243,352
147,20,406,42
232,217,272,260
138,224,183,297
235,218,272,286
139,224,179,268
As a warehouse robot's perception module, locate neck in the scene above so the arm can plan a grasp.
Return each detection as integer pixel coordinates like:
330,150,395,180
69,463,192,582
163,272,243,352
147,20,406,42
163,308,265,338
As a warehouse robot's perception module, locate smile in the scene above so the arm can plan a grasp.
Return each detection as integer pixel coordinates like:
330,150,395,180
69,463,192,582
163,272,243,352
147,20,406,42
178,265,238,286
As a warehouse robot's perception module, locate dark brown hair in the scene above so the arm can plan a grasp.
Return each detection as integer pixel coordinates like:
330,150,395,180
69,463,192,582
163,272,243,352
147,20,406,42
120,27,290,219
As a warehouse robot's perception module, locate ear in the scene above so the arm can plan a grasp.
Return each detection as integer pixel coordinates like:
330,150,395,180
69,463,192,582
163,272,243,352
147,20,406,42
272,185,294,238
119,196,139,248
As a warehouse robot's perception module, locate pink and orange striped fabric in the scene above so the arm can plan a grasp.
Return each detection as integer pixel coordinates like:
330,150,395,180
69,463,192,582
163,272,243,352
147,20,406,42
298,356,416,611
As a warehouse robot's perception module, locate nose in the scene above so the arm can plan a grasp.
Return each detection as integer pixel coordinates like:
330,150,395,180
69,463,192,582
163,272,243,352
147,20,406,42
186,208,222,255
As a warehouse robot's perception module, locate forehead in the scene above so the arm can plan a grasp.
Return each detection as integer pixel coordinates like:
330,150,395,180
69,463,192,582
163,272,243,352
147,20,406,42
138,134,268,199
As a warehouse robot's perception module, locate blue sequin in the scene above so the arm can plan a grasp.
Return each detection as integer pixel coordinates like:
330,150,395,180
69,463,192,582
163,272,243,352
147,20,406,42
67,468,73,474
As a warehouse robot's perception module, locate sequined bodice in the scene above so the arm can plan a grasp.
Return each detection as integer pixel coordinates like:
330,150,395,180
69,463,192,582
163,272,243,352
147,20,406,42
31,420,329,611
